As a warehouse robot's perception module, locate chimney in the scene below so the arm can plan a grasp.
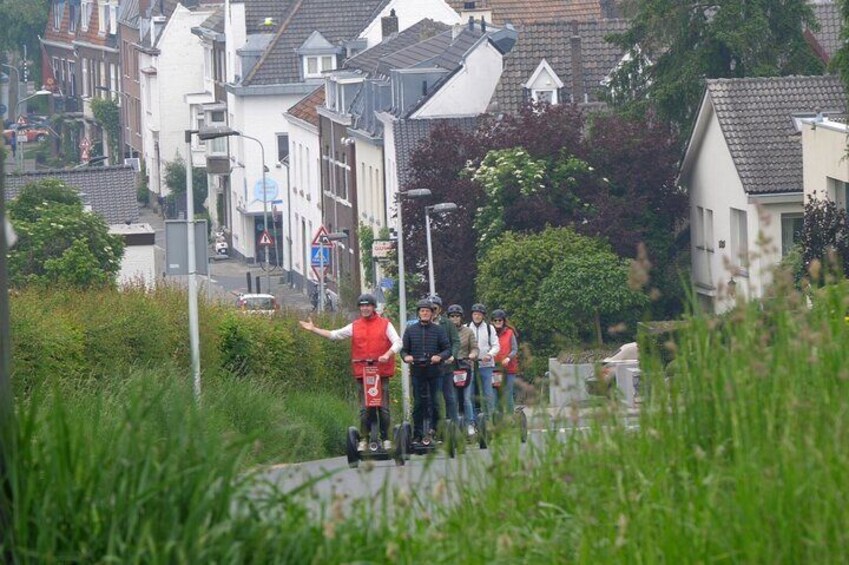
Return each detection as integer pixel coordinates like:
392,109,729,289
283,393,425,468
570,24,584,104
381,9,399,39
468,15,475,31
480,16,486,33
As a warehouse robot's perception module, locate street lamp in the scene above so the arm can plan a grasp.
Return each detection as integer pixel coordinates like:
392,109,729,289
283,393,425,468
197,127,272,293
424,202,457,297
395,187,431,419
14,89,51,172
317,231,348,313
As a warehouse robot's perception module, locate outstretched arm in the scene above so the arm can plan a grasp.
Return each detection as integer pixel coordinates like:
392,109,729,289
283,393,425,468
299,317,351,340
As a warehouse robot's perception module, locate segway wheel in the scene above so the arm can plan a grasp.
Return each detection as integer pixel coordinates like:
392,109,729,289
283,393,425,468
517,409,528,444
446,422,457,459
346,427,360,468
402,422,413,460
393,424,407,466
478,417,488,450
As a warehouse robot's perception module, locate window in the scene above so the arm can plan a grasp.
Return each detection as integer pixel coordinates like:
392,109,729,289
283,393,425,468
532,89,557,104
69,1,78,32
305,147,311,199
98,2,106,33
304,55,335,78
109,63,118,96
730,208,749,272
81,0,92,31
195,115,205,146
695,206,714,251
109,2,118,34
827,177,849,211
781,213,804,257
277,133,289,162
54,1,65,30
68,61,77,96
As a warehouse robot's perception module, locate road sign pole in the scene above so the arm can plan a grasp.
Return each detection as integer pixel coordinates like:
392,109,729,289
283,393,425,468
318,238,325,313
185,131,201,402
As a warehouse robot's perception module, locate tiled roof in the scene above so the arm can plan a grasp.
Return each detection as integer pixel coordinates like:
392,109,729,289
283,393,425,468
378,26,484,79
809,1,842,61
706,75,847,194
244,0,390,86
446,0,618,25
394,117,479,190
237,0,296,34
118,0,141,27
345,19,450,74
494,19,628,114
4,166,140,225
286,86,325,126
198,5,226,34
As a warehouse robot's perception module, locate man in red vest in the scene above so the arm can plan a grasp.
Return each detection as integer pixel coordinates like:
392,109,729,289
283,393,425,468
299,293,402,450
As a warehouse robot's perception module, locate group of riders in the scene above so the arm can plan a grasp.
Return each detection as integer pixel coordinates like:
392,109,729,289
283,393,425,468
299,293,520,451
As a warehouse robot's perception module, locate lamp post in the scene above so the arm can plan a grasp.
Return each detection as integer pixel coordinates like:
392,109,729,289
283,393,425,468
395,187,431,419
198,128,271,293
318,231,349,312
14,89,50,172
424,202,457,297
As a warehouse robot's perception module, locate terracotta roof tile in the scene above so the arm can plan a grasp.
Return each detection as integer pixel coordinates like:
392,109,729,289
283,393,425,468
286,85,325,126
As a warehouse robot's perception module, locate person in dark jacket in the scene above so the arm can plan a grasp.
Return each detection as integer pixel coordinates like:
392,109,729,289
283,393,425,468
401,299,451,442
430,294,460,426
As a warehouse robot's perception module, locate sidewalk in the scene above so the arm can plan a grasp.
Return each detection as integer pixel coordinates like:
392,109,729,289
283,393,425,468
138,204,313,313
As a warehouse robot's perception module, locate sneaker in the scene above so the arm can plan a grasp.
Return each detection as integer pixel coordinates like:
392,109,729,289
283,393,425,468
467,424,476,437
382,440,393,450
357,440,367,451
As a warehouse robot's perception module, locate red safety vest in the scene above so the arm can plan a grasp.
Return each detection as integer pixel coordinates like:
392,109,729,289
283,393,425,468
495,327,519,374
351,315,395,378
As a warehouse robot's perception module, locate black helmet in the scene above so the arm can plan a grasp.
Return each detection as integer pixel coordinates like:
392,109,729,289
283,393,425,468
491,309,507,320
416,299,435,311
357,293,377,307
447,304,464,316
429,294,443,307
471,303,487,315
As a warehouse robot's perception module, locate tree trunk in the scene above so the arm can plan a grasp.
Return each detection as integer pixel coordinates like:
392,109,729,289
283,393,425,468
594,309,603,346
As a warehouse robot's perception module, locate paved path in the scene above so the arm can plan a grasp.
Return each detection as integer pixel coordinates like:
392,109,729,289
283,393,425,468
138,205,313,313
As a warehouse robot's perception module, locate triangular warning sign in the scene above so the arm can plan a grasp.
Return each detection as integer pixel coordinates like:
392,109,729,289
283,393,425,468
259,230,274,247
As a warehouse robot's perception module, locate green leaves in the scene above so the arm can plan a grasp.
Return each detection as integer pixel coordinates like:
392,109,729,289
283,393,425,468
7,179,124,289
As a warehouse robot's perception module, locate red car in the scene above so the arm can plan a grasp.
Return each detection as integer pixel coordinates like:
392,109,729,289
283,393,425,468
3,125,50,144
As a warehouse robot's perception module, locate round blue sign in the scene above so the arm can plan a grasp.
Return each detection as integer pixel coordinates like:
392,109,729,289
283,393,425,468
253,177,279,202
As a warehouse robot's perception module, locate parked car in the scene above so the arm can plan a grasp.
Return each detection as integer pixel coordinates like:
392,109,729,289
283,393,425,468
3,125,50,144
236,293,279,314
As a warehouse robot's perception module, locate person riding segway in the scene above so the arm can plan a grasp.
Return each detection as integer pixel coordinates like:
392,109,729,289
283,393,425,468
492,309,528,443
447,304,486,447
401,299,454,456
299,293,405,467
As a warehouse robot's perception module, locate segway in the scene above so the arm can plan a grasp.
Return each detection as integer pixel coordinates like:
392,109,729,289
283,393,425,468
454,360,487,450
345,360,406,468
407,357,456,458
491,369,528,444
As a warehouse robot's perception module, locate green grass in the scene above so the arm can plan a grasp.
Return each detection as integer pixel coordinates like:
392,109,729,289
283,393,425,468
5,280,849,562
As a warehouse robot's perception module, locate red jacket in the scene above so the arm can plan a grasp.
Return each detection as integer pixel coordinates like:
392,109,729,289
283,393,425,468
495,327,519,374
351,315,395,378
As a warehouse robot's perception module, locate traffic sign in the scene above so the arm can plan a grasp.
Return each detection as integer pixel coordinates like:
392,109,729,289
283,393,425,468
310,245,331,266
258,230,274,247
311,225,332,247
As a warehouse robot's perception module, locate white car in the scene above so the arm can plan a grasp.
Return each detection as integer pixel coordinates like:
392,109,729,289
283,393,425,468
236,293,279,314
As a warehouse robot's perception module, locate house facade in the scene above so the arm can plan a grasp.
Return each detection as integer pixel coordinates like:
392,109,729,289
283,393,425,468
679,75,847,314
801,114,849,208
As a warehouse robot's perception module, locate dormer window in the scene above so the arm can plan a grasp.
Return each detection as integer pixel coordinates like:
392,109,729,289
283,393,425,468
305,55,335,78
297,31,340,79
69,1,78,33
524,59,564,106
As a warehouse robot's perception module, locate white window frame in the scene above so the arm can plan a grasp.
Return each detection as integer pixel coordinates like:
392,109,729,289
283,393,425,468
109,1,118,34
80,0,92,32
729,208,749,275
781,213,804,257
69,1,78,33
303,55,336,79
531,89,558,105
98,1,106,34
54,0,65,30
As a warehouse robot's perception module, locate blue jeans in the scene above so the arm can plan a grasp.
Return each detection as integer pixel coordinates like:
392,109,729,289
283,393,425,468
497,373,516,413
456,367,475,425
440,370,459,424
477,365,496,418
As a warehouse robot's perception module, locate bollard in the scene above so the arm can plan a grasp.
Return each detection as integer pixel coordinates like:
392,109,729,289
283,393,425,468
246,272,252,293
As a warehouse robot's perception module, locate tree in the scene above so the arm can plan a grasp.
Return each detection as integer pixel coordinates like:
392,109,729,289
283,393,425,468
800,196,849,279
831,0,849,95
7,179,124,288
0,0,49,71
164,155,208,213
610,0,824,135
538,249,650,345
476,227,610,348
90,98,121,164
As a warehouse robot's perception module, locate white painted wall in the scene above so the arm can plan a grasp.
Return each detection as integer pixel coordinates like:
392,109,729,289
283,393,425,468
685,100,802,313
225,92,302,261
802,118,849,201
355,139,386,230
359,0,460,46
284,114,323,285
114,243,157,289
378,112,399,225
141,4,214,197
412,40,503,118
225,0,246,83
